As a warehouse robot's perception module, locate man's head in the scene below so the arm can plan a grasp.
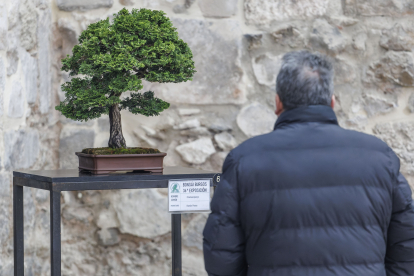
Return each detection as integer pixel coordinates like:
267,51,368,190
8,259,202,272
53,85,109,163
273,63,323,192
275,51,335,116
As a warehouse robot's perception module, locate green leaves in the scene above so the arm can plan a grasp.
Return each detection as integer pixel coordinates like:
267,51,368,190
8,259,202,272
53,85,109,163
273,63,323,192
56,76,121,121
120,91,170,117
56,8,196,121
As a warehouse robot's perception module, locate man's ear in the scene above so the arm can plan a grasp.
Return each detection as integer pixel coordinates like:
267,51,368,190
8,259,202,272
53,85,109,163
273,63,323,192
331,95,335,109
276,94,284,116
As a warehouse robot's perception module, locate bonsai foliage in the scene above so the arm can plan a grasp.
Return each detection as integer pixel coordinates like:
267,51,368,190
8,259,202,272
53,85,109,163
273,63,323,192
56,8,195,148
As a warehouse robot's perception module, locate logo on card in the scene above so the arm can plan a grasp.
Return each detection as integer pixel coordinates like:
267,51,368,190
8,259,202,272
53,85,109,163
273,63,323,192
170,183,180,193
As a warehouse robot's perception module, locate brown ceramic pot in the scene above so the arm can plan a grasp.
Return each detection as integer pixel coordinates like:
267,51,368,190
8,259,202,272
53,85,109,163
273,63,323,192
76,152,167,175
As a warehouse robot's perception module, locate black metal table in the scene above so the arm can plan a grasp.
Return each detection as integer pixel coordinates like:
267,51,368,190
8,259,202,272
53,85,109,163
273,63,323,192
13,167,220,276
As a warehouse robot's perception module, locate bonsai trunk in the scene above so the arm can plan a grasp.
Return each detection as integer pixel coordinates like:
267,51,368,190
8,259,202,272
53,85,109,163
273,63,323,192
108,104,126,149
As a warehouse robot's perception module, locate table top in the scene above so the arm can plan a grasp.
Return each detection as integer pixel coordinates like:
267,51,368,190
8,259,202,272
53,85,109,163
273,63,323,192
14,167,219,183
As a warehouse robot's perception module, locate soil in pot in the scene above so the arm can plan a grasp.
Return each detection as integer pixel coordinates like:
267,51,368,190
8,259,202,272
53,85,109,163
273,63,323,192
82,147,161,155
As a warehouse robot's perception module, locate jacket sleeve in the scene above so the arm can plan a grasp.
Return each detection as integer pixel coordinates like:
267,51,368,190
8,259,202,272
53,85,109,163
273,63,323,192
203,152,247,276
385,172,414,276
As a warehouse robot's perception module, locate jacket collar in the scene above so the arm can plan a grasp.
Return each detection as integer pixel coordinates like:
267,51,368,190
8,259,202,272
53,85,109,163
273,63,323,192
274,105,338,130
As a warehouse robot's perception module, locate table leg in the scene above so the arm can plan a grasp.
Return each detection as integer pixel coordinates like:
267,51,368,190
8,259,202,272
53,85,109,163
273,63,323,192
13,183,24,276
171,214,182,276
50,191,61,276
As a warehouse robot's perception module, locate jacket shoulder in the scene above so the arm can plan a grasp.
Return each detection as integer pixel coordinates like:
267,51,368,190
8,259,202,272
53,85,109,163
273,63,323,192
340,128,398,157
340,128,390,148
229,127,398,169
340,128,400,171
229,132,279,161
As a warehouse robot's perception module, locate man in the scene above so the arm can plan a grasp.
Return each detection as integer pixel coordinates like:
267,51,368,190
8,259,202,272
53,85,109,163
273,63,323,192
203,51,414,276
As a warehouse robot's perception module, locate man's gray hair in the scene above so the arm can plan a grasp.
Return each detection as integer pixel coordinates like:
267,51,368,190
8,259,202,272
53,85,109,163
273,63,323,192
276,51,334,110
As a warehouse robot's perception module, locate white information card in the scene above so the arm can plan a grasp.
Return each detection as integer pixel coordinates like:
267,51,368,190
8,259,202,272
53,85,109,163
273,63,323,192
168,179,211,213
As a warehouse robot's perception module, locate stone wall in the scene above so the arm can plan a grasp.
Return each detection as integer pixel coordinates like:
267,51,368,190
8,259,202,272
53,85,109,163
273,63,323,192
1,0,414,275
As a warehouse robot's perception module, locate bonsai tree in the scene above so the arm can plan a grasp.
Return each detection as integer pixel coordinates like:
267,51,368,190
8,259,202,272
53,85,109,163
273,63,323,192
56,8,195,149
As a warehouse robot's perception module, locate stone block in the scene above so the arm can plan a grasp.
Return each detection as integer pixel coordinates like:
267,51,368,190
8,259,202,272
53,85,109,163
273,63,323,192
0,263,13,276
310,19,347,54
0,174,10,198
0,3,7,50
334,58,356,85
340,116,368,132
154,115,175,131
183,213,208,250
343,0,357,15
57,18,78,56
329,16,359,27
140,125,158,139
180,127,211,137
352,0,414,16
214,132,238,151
35,189,49,203
373,122,414,180
245,0,329,25
7,30,18,49
271,25,305,48
0,203,9,245
334,84,362,115
97,116,110,132
210,151,228,172
119,0,134,6
245,34,263,50
380,24,414,52
366,51,414,88
38,10,51,114
174,118,201,130
176,137,216,164
23,187,35,241
178,108,201,116
198,0,238,18
8,0,20,30
252,53,283,89
114,189,170,239
408,93,414,113
96,209,118,229
21,51,38,104
56,0,113,11
173,5,187,14
363,95,396,117
0,58,5,116
97,228,120,246
237,102,276,137
134,131,158,148
19,0,37,51
59,129,95,169
182,250,207,275
6,48,18,76
4,129,39,170
205,118,233,132
164,141,182,167
146,19,246,105
71,12,102,32
173,0,195,13
353,32,367,51
61,116,94,127
8,81,24,118
34,0,49,9
62,206,93,224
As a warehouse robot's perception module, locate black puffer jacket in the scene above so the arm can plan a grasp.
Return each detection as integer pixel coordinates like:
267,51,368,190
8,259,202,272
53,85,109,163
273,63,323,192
203,105,414,276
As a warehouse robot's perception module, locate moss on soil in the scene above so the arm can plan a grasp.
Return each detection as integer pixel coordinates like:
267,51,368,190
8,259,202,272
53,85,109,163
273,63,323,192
82,147,161,155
